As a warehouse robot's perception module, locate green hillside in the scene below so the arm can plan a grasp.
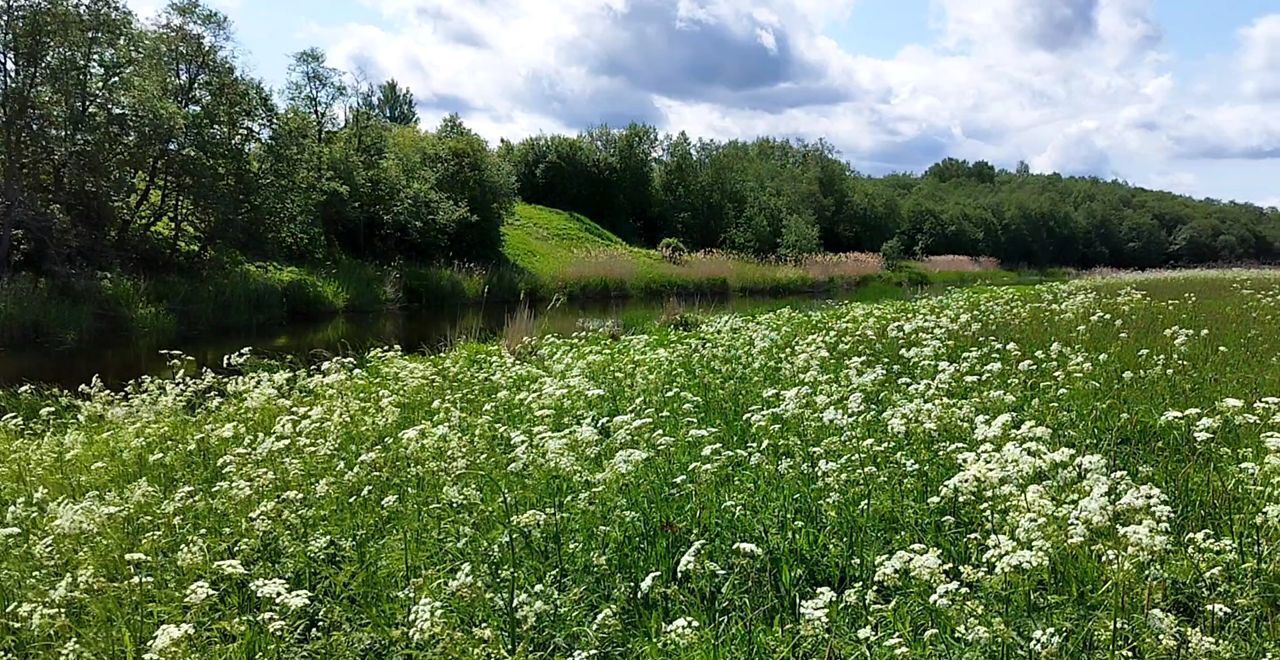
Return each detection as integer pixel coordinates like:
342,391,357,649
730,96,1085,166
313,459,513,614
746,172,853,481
501,204,650,276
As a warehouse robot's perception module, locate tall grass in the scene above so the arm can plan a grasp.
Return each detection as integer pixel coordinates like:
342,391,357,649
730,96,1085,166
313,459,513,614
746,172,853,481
917,254,1001,272
151,264,345,331
5,272,1280,656
0,273,175,347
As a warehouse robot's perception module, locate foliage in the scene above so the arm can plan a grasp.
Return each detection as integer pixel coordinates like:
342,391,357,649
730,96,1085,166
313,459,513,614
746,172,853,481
657,238,688,265
5,272,1280,656
0,1,513,278
778,213,822,261
368,78,418,126
880,237,909,271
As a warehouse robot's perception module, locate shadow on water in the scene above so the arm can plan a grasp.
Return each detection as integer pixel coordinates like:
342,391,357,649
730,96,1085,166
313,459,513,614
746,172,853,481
1,290,900,389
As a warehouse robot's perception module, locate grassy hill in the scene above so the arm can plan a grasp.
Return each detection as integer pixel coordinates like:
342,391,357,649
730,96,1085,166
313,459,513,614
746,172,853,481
501,204,638,277
497,204,808,297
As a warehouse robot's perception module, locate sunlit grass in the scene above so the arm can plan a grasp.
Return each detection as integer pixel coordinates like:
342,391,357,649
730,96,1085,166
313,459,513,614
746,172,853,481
8,271,1280,657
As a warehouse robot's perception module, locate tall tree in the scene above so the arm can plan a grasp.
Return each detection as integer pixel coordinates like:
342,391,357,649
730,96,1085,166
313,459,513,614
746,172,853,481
285,47,344,143
1,0,139,274
372,78,417,126
125,0,272,261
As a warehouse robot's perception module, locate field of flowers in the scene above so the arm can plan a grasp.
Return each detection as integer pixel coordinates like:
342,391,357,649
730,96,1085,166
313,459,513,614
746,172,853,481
3,271,1280,658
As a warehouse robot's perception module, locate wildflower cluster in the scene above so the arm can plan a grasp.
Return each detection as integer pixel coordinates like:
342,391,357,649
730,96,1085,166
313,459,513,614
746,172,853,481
3,270,1280,656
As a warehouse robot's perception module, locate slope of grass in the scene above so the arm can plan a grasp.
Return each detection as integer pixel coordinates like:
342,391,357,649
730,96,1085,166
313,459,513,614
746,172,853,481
501,204,631,276
498,204,960,299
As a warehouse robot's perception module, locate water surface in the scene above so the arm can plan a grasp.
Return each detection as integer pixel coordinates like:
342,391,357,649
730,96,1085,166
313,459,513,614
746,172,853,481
2,292,873,389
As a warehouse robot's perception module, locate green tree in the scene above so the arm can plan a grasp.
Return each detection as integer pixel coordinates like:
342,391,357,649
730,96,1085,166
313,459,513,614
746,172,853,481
257,108,333,260
372,78,418,126
779,212,821,261
0,0,140,274
128,1,273,262
655,131,701,246
1172,218,1221,264
425,114,516,260
285,47,345,143
1118,212,1169,268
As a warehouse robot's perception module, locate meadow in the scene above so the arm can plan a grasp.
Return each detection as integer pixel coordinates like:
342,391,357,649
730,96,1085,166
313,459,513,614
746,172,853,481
3,270,1280,657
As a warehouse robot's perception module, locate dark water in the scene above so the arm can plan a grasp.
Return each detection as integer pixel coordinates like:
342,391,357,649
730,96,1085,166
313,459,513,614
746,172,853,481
0,293,865,389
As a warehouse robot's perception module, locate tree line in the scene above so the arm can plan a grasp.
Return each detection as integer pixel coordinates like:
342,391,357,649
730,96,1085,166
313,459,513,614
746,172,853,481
3,0,1279,282
0,0,513,279
504,131,1280,268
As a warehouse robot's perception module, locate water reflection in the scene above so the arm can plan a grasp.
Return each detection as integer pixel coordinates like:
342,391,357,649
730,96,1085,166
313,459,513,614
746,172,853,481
1,293,855,388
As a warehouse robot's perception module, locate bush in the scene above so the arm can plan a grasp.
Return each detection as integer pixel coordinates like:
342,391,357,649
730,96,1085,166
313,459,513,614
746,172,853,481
881,237,910,271
779,214,821,262
658,238,689,265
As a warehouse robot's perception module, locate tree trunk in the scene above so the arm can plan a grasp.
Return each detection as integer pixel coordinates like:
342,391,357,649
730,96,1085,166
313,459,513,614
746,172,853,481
0,205,14,280
122,154,162,242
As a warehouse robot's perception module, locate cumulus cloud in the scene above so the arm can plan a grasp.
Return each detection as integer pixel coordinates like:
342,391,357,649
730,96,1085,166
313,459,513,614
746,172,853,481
1240,14,1280,99
1137,14,1280,165
323,0,859,134
132,0,1280,202
1169,104,1280,159
1030,121,1114,177
936,0,1158,62
585,1,847,110
938,0,1102,53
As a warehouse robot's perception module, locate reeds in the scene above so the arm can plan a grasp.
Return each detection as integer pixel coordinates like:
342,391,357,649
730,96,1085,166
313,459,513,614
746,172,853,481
917,255,1001,272
500,300,538,353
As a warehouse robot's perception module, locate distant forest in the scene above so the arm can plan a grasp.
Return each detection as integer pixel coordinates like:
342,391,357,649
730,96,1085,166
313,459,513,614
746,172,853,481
3,0,1279,280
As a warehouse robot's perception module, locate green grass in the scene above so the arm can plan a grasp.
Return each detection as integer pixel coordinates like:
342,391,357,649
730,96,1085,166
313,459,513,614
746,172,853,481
4,271,1280,657
501,204,630,276
502,204,909,299
0,273,175,348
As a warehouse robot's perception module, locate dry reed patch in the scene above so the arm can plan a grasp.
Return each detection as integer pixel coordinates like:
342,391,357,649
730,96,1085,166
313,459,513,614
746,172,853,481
918,255,1000,272
501,301,538,352
681,252,763,279
558,250,643,281
799,252,884,279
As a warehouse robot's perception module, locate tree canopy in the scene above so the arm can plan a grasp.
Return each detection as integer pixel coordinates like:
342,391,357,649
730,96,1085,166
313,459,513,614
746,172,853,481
1,0,1277,280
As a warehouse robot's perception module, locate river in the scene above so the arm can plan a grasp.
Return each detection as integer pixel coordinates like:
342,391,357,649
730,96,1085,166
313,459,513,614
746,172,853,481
0,292,880,389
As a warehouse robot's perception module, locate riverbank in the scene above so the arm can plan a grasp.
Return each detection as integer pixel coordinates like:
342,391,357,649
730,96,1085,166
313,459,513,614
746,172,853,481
0,204,1057,350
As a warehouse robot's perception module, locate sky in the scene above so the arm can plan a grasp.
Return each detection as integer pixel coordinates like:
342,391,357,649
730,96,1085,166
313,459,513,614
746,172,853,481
128,0,1280,208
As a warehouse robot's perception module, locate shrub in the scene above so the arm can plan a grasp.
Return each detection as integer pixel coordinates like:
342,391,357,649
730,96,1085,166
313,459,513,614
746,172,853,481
881,237,910,271
658,238,689,265
779,213,822,262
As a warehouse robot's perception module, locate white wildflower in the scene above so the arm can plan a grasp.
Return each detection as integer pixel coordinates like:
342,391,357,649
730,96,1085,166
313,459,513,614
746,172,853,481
638,571,662,596
183,581,216,605
214,559,247,575
144,623,193,659
676,540,707,577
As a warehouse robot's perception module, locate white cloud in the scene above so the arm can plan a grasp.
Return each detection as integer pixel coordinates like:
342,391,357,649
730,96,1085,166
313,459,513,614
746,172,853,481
1031,120,1114,177
323,0,859,134
1169,104,1280,159
938,0,1102,53
1240,14,1280,99
294,0,1278,202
